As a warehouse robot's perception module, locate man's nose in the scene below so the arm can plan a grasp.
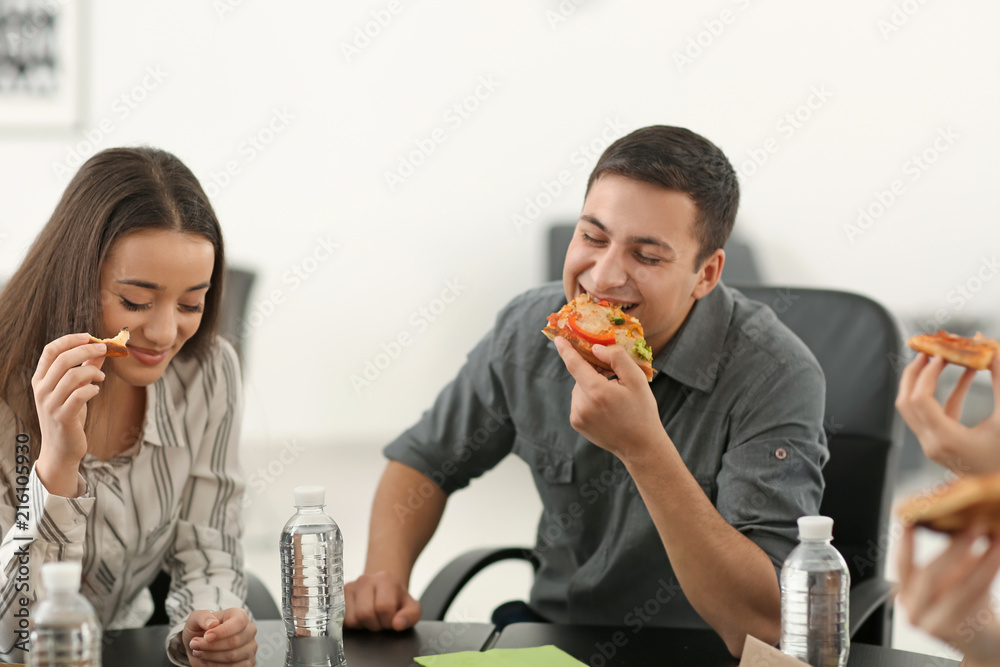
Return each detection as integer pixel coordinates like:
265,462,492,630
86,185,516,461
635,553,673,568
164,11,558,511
590,250,628,291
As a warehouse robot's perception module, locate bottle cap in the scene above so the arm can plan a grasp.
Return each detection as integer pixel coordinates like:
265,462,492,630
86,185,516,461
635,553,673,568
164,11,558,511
294,485,326,507
41,561,82,593
797,515,834,540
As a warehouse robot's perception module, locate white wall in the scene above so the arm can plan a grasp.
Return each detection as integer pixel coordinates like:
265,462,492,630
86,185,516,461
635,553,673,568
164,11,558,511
1,1,998,447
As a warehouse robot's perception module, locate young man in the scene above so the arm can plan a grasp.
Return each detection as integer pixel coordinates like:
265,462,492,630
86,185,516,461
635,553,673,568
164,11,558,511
344,126,828,657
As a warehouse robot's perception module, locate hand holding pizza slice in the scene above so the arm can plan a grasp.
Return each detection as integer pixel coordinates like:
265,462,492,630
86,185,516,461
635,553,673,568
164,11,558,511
896,332,1000,477
88,327,130,358
542,293,655,382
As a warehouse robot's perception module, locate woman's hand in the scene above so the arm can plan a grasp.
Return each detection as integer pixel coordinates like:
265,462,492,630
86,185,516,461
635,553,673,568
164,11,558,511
897,524,1000,666
183,608,257,666
31,333,106,496
896,354,1000,475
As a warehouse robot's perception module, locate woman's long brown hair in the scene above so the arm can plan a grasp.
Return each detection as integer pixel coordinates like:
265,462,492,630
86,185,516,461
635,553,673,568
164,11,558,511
0,147,226,458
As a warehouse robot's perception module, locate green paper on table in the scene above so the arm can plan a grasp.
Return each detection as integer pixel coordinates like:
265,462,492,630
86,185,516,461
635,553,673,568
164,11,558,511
414,645,586,666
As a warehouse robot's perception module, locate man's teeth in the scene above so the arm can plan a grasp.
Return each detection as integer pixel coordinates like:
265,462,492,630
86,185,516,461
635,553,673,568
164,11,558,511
584,292,636,310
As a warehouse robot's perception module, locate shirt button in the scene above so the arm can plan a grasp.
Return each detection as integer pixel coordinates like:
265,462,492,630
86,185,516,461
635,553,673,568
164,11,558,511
775,448,787,460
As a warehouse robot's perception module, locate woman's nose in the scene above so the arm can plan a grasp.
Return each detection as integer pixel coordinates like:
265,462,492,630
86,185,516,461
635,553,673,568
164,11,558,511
142,307,178,346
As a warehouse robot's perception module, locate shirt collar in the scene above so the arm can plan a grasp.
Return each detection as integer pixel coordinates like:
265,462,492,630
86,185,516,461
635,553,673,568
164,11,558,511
142,377,184,447
653,281,734,393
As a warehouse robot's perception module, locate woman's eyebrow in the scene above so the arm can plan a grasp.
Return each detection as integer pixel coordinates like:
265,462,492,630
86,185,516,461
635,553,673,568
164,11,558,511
116,279,211,292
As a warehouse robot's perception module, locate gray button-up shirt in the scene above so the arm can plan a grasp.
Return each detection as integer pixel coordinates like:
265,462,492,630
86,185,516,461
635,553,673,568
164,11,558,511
385,281,828,629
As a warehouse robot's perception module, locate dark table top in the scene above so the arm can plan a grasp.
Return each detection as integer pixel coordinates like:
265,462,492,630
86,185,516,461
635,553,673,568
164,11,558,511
102,619,495,667
492,623,962,667
101,619,961,666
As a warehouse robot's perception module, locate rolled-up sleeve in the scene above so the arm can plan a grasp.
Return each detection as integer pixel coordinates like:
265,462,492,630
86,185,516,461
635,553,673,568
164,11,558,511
385,330,517,495
715,359,829,575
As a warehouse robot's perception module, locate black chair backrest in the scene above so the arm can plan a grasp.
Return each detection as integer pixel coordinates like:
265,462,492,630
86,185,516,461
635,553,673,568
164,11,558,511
218,266,256,364
732,285,904,584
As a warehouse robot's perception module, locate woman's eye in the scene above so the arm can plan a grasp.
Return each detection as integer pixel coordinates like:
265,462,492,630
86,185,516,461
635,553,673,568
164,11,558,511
119,297,150,312
582,233,605,245
180,303,204,314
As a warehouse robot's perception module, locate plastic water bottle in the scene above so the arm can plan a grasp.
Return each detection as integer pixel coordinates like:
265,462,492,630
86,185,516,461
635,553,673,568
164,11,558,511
780,516,850,667
27,561,101,667
280,485,346,667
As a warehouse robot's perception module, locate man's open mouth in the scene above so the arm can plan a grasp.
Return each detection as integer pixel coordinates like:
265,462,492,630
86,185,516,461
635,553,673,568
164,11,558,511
583,289,638,312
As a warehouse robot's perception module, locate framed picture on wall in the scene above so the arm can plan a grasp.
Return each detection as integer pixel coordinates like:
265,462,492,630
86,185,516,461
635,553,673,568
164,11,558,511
0,0,82,128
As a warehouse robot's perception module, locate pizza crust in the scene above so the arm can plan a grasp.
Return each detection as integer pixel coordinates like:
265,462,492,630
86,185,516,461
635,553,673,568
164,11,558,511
89,327,130,358
542,327,617,375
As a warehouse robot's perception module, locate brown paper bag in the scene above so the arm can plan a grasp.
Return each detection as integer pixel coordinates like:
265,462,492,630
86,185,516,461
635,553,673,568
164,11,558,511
739,635,810,666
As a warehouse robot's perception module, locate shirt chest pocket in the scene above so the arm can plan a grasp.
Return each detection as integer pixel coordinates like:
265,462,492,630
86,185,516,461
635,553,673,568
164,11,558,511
512,434,578,511
513,434,573,482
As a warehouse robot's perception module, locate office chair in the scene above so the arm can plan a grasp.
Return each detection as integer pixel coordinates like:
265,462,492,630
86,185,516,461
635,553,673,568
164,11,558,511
419,285,904,647
218,266,257,365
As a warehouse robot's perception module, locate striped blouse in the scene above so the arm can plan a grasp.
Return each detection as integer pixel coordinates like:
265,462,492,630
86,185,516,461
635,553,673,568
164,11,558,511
0,338,248,665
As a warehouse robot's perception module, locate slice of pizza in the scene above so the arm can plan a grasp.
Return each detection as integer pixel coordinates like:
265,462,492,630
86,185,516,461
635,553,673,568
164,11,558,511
907,330,1000,370
89,327,130,358
896,472,1000,535
542,293,655,382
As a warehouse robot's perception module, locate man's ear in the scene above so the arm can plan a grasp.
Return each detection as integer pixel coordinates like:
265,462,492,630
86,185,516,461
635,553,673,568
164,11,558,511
692,248,725,300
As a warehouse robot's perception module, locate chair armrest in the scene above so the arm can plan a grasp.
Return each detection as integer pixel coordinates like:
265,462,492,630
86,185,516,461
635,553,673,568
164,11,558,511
849,577,894,639
419,547,540,621
246,571,281,620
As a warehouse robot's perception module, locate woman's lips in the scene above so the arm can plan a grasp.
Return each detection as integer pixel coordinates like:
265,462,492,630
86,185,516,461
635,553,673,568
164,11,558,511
128,346,169,366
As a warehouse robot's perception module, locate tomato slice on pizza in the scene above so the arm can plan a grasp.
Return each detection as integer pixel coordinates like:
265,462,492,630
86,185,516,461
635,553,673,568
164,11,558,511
567,312,617,346
542,293,655,382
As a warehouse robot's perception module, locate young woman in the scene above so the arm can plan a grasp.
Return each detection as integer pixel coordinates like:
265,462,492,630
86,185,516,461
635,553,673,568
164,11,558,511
0,147,257,666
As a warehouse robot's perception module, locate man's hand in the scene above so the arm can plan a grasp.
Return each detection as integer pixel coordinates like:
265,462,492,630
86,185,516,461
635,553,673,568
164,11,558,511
553,337,664,459
183,608,257,666
896,353,1000,475
345,571,421,631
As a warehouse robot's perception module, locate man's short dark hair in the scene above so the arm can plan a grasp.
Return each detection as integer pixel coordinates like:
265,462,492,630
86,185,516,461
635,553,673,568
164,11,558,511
586,125,739,269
